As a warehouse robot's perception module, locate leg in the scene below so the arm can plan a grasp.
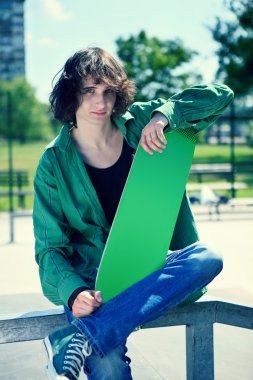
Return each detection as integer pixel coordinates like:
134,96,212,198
84,343,132,380
64,307,132,380
73,241,223,358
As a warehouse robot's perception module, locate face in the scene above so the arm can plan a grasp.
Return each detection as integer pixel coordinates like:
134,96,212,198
76,77,116,126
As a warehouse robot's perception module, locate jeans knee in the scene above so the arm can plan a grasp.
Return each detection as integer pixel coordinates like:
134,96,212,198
210,249,223,274
188,242,223,278
199,244,223,276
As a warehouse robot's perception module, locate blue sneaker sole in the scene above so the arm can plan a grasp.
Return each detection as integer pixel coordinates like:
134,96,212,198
43,336,69,380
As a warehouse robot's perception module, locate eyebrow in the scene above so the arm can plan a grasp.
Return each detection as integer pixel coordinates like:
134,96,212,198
82,85,112,89
82,86,95,89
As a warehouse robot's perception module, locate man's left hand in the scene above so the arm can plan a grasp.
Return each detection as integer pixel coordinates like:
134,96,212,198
140,112,168,155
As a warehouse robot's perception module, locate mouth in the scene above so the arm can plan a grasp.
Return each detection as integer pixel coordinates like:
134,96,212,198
91,111,107,116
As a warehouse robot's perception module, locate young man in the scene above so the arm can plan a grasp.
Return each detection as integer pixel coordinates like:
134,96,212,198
33,47,233,379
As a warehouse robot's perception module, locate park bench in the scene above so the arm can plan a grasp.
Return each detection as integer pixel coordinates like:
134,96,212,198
189,162,253,200
229,197,253,208
187,183,248,219
0,170,33,209
187,163,250,218
190,163,233,183
0,300,252,380
187,181,247,192
189,163,244,200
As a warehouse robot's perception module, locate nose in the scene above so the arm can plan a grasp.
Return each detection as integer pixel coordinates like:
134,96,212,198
95,93,106,107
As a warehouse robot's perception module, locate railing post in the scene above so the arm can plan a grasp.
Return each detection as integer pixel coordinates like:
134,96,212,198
186,323,214,380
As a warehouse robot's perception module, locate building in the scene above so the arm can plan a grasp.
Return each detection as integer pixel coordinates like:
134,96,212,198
0,0,25,80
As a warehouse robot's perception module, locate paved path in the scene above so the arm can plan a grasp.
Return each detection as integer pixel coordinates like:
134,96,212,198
0,207,253,379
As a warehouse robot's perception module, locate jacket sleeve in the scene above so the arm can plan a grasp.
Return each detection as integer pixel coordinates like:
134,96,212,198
129,83,234,133
33,152,89,306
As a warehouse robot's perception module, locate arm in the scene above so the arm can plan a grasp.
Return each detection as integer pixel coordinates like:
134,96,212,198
33,152,91,306
129,83,234,154
155,83,234,133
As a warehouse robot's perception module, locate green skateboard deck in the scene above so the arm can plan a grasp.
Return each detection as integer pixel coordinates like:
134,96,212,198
96,127,197,302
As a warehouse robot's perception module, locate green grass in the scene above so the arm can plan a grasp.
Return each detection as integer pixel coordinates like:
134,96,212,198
193,144,253,197
0,140,253,211
0,140,48,211
194,144,253,163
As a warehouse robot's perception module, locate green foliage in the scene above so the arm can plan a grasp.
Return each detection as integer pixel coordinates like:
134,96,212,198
0,77,53,143
116,30,202,101
211,0,253,95
246,121,253,147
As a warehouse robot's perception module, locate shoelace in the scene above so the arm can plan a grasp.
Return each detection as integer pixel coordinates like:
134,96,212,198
62,333,92,379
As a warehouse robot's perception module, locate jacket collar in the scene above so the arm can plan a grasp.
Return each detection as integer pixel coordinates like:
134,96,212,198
45,125,71,151
45,111,134,152
113,111,134,136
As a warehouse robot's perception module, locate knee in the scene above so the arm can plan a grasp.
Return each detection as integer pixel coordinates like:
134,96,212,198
206,248,223,275
193,242,223,276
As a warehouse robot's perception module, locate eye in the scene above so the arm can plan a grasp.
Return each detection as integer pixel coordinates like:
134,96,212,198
80,87,95,94
105,88,115,95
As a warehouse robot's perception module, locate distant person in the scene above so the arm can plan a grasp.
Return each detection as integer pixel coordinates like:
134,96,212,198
33,47,233,379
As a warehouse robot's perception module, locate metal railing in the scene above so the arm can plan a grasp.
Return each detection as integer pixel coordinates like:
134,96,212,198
0,300,252,380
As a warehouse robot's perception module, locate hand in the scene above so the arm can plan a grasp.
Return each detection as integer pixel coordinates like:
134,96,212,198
72,290,103,318
140,112,168,155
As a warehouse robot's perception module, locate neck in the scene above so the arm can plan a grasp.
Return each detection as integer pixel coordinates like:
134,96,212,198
71,119,120,153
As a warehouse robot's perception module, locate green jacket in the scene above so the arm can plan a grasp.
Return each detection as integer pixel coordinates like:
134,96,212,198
33,83,234,306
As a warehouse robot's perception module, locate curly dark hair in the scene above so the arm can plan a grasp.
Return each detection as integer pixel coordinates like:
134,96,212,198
49,47,136,125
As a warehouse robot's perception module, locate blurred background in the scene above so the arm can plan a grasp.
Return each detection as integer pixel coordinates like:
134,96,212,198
0,0,253,212
0,2,253,379
0,0,253,225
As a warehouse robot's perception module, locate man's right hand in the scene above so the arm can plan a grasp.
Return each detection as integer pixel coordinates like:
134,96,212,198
72,290,103,318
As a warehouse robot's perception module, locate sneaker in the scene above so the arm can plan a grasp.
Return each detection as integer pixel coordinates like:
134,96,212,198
43,324,92,379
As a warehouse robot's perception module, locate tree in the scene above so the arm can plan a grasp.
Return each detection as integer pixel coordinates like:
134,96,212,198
115,30,202,101
211,0,253,95
0,77,53,143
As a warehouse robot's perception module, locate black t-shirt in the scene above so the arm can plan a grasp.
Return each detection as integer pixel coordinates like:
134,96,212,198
68,139,134,309
85,139,134,225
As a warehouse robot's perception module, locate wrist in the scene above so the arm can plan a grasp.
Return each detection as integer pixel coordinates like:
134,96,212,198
153,111,168,127
68,286,90,309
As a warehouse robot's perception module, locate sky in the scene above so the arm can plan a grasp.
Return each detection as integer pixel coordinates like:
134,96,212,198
24,0,229,103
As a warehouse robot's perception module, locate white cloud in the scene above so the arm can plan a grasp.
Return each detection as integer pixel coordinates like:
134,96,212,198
39,37,58,48
43,0,73,21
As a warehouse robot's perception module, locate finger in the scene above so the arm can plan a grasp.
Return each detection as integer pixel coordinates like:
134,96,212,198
73,295,102,312
72,303,96,318
142,144,154,155
93,290,103,303
156,127,167,145
92,290,103,304
146,135,163,153
77,291,101,307
150,131,166,149
140,136,154,155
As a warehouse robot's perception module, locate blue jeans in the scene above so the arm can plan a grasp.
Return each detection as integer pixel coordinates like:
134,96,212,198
65,308,132,379
66,241,223,379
